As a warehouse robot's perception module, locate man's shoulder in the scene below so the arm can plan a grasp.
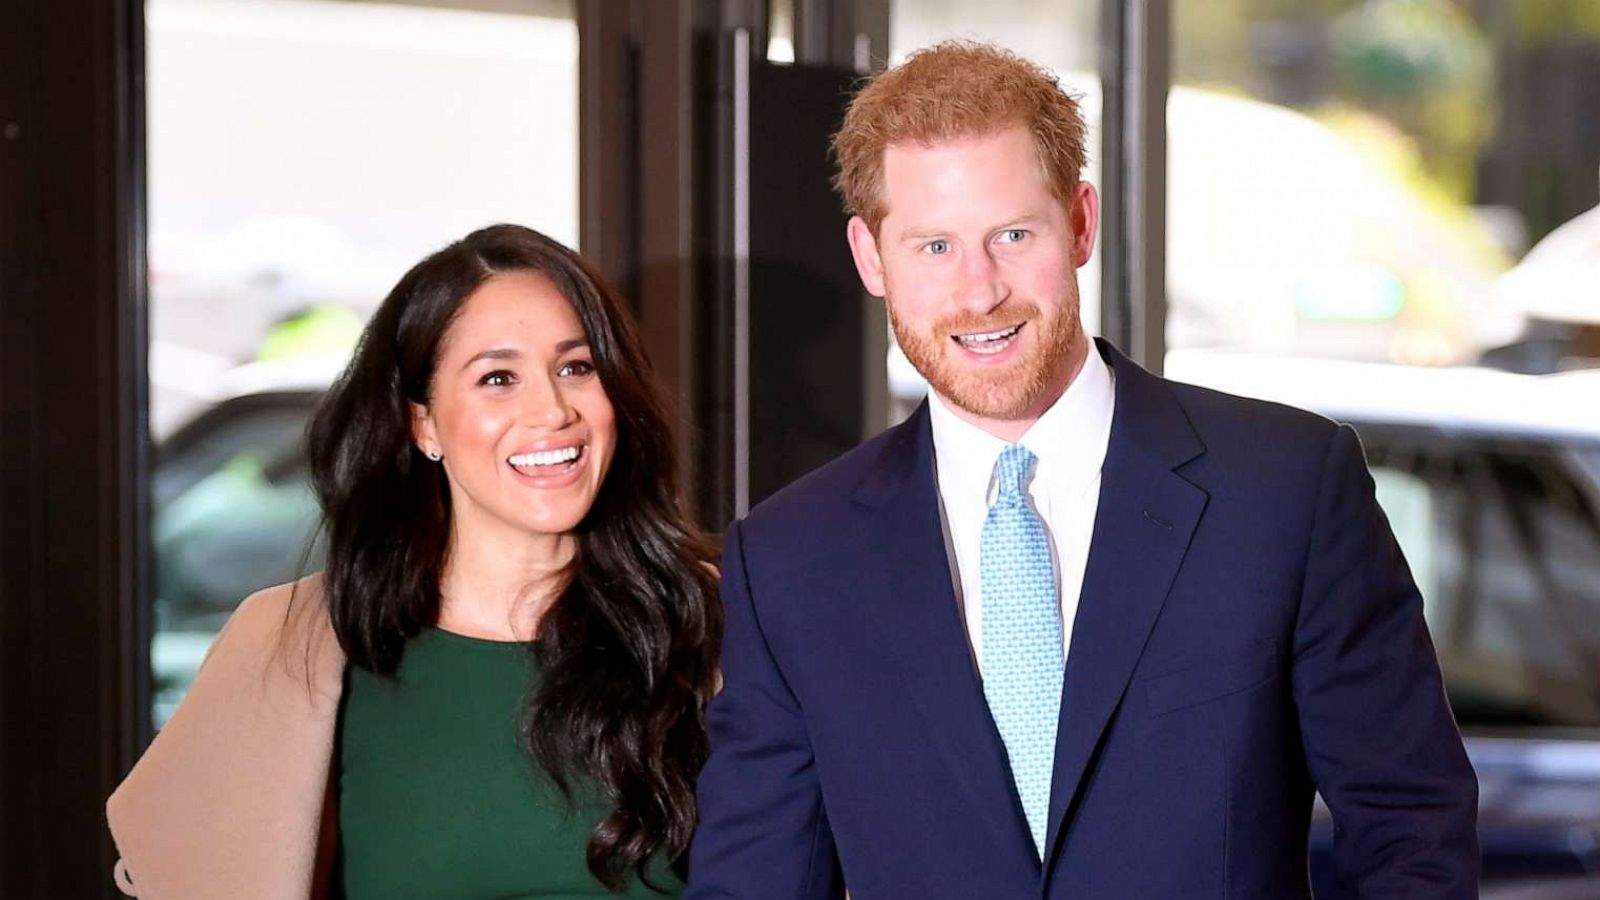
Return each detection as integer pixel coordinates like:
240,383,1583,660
1151,372,1349,490
1164,374,1339,445
1104,342,1343,467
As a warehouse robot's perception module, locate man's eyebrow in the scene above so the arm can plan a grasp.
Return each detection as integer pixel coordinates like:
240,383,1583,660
897,214,1048,243
1002,213,1047,227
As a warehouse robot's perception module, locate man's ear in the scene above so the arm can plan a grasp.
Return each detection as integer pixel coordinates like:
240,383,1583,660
846,215,887,298
410,400,438,458
1068,181,1100,268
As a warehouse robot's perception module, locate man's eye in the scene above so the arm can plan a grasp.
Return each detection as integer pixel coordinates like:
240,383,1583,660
997,229,1028,243
558,360,596,378
923,240,951,256
479,370,516,387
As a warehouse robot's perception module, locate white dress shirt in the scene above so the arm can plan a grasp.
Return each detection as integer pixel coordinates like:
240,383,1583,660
928,343,1116,675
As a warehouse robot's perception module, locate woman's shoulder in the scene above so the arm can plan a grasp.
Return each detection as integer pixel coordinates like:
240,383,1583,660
230,573,326,631
199,573,341,689
107,572,344,899
209,573,326,642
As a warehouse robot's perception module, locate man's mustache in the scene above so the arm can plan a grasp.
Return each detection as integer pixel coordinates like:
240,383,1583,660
935,301,1040,337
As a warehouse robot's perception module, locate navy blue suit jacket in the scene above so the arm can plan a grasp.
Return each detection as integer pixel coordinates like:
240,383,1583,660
687,342,1479,899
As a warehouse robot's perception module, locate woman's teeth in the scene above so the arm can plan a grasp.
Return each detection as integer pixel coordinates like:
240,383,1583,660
509,446,582,470
954,323,1022,354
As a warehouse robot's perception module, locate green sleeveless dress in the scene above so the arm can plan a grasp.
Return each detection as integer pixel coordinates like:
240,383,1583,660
335,627,682,899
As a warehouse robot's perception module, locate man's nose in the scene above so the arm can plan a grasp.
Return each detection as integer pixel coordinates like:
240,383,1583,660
955,246,1007,313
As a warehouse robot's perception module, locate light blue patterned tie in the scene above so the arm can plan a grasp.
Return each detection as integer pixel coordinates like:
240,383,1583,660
980,443,1064,857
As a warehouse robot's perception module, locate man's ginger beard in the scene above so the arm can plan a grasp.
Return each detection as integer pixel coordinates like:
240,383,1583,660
888,289,1082,421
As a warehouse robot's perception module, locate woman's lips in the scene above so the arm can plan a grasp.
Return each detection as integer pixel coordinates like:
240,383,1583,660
506,443,587,485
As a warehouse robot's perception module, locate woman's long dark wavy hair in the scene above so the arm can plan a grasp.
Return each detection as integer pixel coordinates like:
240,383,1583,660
306,224,721,890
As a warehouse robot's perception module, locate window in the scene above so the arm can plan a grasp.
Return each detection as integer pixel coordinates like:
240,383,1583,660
146,0,577,726
1168,1,1600,370
1365,429,1600,728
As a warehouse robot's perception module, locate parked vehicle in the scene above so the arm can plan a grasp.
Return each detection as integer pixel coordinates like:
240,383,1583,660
150,358,335,726
1165,350,1600,892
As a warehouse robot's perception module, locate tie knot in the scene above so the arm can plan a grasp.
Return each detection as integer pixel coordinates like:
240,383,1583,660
992,444,1037,499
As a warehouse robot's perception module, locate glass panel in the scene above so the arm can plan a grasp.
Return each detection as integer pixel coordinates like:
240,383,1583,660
1168,0,1600,367
1166,0,1600,735
1366,433,1600,729
885,1,1102,423
146,0,577,727
768,0,796,62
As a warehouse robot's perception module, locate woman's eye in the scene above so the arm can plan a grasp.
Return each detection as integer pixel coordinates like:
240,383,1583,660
923,240,951,256
558,359,596,378
479,370,516,387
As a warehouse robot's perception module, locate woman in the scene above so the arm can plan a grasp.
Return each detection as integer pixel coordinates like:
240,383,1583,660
108,224,722,898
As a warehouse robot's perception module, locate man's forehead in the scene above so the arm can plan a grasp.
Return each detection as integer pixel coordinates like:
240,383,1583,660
877,130,1054,231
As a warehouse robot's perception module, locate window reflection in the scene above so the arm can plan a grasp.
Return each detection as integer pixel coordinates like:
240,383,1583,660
1372,436,1600,729
1169,0,1600,369
1167,0,1600,740
146,0,577,726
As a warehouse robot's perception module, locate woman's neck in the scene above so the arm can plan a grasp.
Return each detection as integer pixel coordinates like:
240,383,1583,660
435,519,574,642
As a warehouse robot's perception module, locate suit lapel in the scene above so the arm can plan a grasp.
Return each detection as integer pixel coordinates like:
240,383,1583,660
1042,343,1210,869
854,403,1040,866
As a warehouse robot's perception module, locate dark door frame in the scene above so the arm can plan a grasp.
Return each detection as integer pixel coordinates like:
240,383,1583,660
577,0,893,527
1,0,149,896
1099,0,1171,372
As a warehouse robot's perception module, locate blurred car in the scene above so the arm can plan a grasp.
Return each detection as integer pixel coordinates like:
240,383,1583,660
1482,197,1600,376
150,356,340,726
1165,349,1600,894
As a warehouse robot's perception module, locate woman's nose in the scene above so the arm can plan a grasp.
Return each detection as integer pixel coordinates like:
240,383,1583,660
525,378,575,428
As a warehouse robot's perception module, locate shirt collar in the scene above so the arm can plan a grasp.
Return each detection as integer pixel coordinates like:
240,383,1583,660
928,340,1116,507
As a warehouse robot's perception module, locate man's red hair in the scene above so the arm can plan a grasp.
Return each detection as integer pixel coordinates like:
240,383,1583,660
831,40,1089,234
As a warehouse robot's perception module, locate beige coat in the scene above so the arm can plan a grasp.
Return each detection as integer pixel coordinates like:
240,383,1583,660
106,578,346,899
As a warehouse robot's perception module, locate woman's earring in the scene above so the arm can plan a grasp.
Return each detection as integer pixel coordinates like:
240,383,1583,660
427,449,442,462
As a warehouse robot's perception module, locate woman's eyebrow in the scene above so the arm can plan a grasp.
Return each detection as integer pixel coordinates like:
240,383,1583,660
461,347,521,370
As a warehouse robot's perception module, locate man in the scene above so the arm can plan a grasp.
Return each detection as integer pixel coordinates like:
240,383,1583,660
687,41,1478,899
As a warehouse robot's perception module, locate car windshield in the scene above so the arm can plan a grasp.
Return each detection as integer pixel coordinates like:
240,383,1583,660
152,397,324,727
1361,427,1600,730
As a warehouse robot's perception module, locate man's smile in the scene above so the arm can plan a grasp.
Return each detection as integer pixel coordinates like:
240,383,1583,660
952,322,1024,355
